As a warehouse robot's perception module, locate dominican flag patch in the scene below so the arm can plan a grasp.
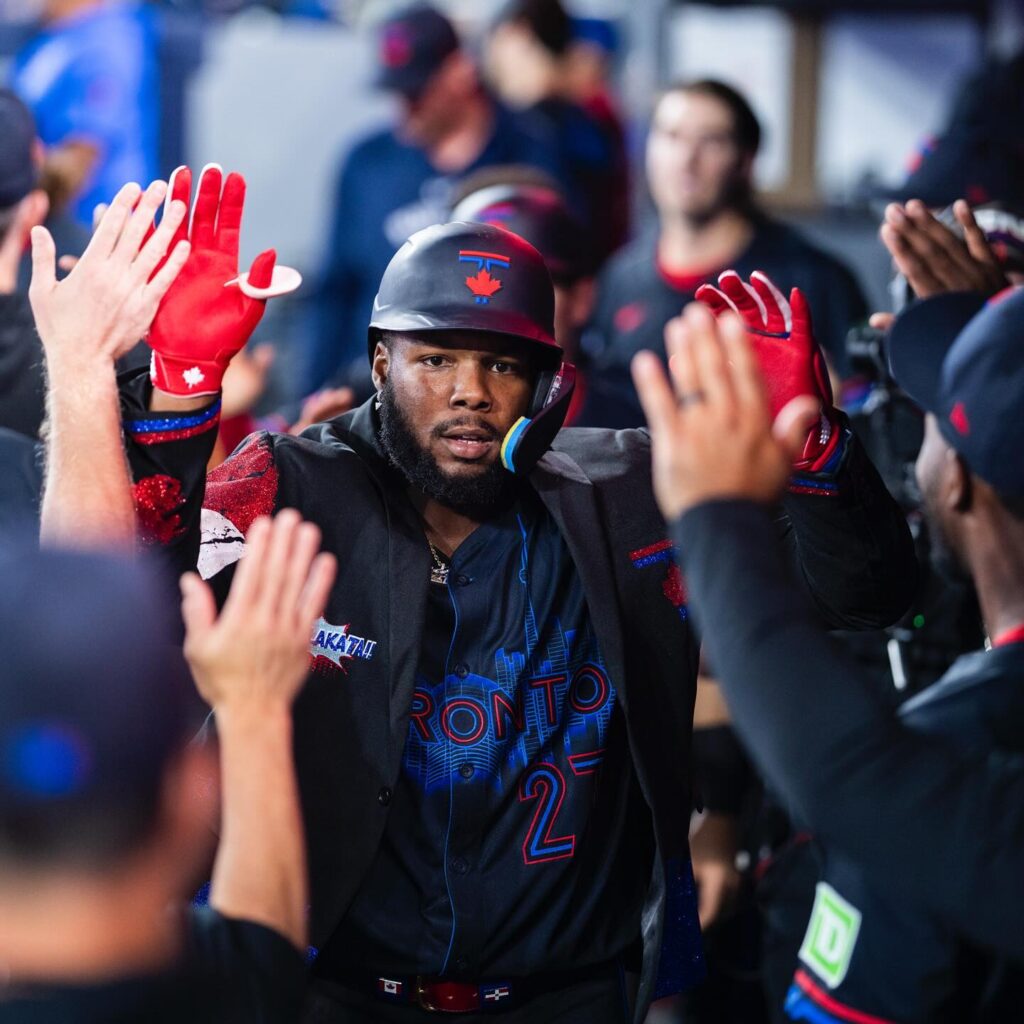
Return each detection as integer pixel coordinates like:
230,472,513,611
377,977,403,998
482,983,511,1003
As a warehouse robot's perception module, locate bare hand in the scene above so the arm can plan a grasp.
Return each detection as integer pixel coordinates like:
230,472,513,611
180,510,336,711
880,199,1008,298
631,303,820,521
289,386,356,435
691,811,743,930
29,180,190,368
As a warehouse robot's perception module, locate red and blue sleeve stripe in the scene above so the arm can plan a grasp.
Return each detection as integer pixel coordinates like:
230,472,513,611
124,399,221,446
785,969,896,1024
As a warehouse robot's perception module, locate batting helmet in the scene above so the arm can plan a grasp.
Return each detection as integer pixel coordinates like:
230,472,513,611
368,221,576,475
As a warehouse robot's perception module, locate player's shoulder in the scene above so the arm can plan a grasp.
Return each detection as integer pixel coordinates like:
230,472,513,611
546,426,651,482
342,127,405,171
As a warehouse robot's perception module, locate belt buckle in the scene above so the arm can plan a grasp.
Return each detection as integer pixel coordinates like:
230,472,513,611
414,977,482,1013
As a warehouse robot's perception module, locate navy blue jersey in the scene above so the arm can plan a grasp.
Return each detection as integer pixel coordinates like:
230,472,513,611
785,646,1024,1024
315,491,653,979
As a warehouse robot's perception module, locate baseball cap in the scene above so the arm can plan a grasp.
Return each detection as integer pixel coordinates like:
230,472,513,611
450,183,595,282
372,5,459,98
0,89,38,209
0,545,193,816
888,286,1024,498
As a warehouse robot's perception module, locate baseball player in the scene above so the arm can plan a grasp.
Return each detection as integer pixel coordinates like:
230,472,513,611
108,166,914,1022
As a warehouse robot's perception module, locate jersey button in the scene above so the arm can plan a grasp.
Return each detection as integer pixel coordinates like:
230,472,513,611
377,786,392,807
454,574,471,587
451,857,469,875
454,663,469,679
458,763,474,779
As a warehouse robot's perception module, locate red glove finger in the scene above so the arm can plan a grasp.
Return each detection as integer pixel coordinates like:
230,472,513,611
215,172,246,258
694,284,736,319
718,271,767,330
749,272,790,334
236,248,277,339
191,165,223,250
790,287,833,407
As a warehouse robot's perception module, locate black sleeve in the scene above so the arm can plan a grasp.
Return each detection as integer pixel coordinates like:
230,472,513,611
120,367,221,579
777,423,918,630
187,906,307,1023
671,498,1024,960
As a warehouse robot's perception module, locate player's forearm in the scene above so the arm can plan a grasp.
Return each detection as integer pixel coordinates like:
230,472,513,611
41,359,136,548
209,702,308,951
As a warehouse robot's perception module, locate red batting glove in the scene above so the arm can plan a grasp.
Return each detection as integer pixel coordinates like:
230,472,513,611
148,165,300,397
695,270,840,473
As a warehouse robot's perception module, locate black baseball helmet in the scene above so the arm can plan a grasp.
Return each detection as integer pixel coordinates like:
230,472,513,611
450,183,594,282
368,221,576,475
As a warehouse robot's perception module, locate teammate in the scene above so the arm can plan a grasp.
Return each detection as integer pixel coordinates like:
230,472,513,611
633,285,1024,1012
312,4,565,394
0,524,334,1022
63,163,916,1021
584,79,866,427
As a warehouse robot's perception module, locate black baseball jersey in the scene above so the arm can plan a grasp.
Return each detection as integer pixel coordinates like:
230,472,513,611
315,489,652,980
578,219,867,429
786,643,1024,1024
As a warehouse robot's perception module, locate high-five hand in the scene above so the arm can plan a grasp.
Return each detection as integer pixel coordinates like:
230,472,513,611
148,165,301,398
29,179,190,368
695,270,838,473
631,303,819,522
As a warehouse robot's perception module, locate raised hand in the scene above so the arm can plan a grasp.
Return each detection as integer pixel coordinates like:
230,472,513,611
148,165,301,398
180,510,336,711
695,270,838,472
631,303,819,521
29,180,190,367
880,199,1009,299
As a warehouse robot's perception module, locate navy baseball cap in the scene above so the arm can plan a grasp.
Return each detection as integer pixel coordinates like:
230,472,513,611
372,5,459,98
0,545,193,816
888,287,1024,498
0,89,37,208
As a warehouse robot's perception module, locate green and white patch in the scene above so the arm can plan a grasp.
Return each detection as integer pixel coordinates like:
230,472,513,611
798,882,862,989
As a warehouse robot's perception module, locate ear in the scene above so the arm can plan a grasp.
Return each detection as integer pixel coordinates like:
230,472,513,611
22,189,49,231
445,50,477,94
948,450,973,513
568,277,596,329
370,339,390,391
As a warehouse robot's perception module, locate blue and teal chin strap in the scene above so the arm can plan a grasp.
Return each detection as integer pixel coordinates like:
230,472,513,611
499,361,577,475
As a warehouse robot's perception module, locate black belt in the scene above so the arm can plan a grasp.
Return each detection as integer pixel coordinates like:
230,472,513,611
327,958,621,1013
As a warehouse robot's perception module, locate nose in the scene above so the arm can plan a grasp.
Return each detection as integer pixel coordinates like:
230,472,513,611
449,362,492,411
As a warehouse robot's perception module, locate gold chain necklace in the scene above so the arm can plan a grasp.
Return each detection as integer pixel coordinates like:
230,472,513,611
428,542,450,586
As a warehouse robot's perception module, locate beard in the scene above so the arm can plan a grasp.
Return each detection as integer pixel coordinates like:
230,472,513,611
377,380,515,517
921,513,970,588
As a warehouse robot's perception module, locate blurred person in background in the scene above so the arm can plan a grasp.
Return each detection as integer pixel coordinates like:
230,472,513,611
0,89,50,443
583,79,866,429
484,0,628,262
631,280,1024,1024
0,516,334,1022
311,3,565,396
449,167,598,422
10,0,158,228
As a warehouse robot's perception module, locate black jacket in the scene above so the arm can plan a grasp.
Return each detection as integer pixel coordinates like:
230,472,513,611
121,381,915,1016
673,499,1024,963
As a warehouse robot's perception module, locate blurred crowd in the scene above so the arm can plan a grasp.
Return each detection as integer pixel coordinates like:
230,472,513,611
2,1,1024,1023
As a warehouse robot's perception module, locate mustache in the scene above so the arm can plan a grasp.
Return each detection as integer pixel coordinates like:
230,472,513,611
431,418,500,441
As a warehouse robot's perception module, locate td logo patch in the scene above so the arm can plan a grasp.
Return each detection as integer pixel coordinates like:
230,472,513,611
798,882,862,989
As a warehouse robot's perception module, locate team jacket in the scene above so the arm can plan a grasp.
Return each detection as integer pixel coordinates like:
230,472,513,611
120,378,916,1019
786,644,1024,1024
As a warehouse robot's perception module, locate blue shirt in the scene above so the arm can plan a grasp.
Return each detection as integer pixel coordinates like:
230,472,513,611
315,492,652,979
12,2,158,225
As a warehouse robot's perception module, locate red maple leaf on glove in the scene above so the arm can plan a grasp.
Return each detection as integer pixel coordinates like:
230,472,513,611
466,268,502,298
